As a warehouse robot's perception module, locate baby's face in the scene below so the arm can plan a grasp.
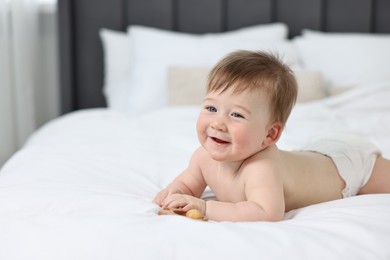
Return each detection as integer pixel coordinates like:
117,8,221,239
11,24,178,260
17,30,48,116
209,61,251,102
196,87,273,162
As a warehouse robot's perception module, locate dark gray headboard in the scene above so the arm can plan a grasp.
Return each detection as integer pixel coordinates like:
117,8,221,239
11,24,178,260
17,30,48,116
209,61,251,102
58,0,390,114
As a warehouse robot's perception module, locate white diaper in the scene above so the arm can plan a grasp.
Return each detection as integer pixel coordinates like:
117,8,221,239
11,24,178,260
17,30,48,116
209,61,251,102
300,134,381,198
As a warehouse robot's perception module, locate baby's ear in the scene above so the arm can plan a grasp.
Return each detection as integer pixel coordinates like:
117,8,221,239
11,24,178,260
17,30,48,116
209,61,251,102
262,122,283,146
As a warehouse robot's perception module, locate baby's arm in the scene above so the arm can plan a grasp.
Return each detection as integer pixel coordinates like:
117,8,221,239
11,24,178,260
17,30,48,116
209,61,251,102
153,147,207,207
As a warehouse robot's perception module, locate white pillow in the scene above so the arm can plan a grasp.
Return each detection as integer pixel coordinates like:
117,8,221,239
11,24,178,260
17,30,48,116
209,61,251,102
294,30,390,91
99,29,132,108
122,24,299,113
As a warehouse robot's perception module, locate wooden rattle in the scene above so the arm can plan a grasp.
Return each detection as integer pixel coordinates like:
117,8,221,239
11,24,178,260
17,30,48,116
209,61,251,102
158,208,208,221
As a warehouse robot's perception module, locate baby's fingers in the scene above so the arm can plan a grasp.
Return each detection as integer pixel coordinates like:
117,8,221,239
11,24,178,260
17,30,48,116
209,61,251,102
161,194,188,209
153,190,169,205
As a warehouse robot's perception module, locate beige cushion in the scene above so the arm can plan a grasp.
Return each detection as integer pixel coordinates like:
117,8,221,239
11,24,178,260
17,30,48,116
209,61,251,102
167,67,326,106
167,67,209,106
294,70,325,102
327,85,356,96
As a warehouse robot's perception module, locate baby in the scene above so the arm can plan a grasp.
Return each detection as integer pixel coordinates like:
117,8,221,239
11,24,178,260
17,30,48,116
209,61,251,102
153,50,390,222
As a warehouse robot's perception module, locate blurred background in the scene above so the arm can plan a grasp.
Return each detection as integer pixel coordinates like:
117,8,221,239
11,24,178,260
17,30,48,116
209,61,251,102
0,0,59,166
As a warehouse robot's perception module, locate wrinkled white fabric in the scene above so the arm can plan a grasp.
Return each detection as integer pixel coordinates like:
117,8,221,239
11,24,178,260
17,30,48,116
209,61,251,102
1,85,390,260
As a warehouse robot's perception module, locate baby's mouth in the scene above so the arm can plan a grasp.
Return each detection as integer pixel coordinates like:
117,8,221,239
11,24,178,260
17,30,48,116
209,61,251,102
211,137,229,144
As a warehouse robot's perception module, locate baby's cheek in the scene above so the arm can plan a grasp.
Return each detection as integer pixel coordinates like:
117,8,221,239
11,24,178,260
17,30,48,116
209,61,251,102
235,130,261,152
233,127,252,145
196,120,208,141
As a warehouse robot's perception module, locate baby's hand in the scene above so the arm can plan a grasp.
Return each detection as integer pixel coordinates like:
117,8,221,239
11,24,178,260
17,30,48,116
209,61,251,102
161,194,206,215
152,188,182,206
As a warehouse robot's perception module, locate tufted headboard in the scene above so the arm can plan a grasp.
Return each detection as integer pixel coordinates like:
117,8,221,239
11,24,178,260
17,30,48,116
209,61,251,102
58,0,390,114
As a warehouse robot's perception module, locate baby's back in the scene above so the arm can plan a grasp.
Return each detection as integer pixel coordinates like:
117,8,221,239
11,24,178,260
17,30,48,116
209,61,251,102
280,150,345,211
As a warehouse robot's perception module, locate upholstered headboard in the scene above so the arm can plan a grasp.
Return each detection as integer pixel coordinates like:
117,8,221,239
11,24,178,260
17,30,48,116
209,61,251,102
58,0,390,114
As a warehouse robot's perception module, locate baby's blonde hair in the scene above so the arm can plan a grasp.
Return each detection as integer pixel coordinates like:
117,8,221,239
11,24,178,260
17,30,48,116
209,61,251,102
207,50,297,125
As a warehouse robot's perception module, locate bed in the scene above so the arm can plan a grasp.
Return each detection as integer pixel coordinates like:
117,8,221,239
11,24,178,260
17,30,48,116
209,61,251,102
1,0,390,259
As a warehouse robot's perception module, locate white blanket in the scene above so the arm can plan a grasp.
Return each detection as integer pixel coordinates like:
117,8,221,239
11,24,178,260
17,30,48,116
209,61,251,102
1,85,390,260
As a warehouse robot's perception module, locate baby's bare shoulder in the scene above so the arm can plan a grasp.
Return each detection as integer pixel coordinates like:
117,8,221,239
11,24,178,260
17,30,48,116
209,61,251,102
241,150,284,181
192,146,211,161
191,147,216,169
244,146,282,169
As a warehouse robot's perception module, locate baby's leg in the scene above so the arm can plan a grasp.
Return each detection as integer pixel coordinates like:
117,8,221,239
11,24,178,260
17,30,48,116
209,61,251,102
358,156,390,195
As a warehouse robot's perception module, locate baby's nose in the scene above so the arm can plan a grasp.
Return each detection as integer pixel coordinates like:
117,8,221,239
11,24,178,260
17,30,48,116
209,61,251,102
211,120,227,132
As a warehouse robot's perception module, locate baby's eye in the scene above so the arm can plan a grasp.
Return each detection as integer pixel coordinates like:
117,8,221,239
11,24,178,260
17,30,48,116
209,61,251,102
205,106,217,112
231,112,245,119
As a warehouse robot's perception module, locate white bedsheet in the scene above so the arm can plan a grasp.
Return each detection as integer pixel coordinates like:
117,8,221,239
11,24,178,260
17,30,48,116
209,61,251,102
1,84,390,260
